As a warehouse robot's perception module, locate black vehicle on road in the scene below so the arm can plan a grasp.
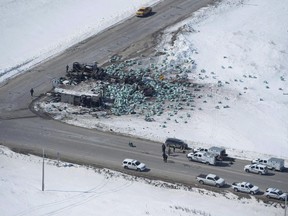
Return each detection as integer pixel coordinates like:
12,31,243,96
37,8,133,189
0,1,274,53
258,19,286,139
165,138,189,151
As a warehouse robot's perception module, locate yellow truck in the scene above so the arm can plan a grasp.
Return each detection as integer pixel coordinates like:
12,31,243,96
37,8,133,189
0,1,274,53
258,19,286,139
136,7,152,17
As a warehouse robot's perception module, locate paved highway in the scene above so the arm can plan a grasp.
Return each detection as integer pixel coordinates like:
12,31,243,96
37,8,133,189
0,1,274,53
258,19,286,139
0,0,287,197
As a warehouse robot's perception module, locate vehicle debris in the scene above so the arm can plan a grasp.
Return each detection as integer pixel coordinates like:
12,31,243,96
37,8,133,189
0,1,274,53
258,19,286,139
44,56,201,121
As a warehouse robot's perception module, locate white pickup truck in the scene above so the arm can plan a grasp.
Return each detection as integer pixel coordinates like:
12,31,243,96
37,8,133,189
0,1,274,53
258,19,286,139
194,146,227,157
186,152,216,165
232,182,259,195
196,174,225,188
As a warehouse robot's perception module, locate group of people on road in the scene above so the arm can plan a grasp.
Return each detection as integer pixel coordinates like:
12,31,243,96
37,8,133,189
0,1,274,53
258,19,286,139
161,143,177,162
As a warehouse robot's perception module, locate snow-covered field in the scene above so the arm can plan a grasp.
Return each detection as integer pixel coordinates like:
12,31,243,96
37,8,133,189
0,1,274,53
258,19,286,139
0,145,285,216
1,0,288,215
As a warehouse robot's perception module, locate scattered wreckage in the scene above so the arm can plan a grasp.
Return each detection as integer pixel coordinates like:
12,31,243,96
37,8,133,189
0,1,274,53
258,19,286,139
47,56,201,121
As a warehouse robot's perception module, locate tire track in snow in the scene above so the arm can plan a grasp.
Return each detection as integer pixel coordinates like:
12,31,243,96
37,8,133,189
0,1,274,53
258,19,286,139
14,178,133,216
14,177,109,216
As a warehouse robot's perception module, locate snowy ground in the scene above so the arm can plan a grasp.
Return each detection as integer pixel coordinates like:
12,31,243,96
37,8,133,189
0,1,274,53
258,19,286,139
1,0,288,215
0,145,285,216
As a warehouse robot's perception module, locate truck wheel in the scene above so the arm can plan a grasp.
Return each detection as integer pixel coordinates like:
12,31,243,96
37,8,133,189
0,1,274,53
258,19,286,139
137,168,140,172
258,171,262,175
216,184,220,188
245,169,249,173
266,195,270,199
199,180,204,185
206,162,209,165
124,166,128,169
188,157,192,161
234,188,238,192
250,191,255,195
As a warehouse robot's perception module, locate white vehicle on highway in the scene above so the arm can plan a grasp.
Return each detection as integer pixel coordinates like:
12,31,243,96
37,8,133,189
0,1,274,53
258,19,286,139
196,173,225,188
193,146,227,158
244,164,268,175
193,147,208,153
186,151,216,165
251,157,285,171
122,159,146,171
251,158,269,165
232,182,259,195
264,188,288,201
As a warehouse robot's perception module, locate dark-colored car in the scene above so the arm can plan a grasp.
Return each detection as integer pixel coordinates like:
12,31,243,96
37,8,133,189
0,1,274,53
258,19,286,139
165,138,188,150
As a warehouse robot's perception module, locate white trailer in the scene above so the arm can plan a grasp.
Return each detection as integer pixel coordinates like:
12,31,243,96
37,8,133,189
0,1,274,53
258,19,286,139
268,158,285,171
251,157,285,171
208,146,227,157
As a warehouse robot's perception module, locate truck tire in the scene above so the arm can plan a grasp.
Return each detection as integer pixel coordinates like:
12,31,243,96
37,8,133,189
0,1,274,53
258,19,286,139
258,171,262,175
234,188,238,192
266,195,270,199
216,184,220,188
137,168,140,171
245,169,249,173
124,166,128,169
188,157,192,161
199,180,204,185
250,191,255,195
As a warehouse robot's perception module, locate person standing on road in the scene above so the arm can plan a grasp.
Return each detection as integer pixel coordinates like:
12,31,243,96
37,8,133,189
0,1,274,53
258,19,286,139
66,65,69,72
162,143,166,153
30,88,34,97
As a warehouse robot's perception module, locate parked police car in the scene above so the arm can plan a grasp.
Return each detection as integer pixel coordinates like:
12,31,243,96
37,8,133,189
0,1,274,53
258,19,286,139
122,159,146,171
244,164,268,175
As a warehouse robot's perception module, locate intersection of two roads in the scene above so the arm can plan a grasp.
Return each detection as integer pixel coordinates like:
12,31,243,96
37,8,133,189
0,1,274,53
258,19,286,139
0,0,287,197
